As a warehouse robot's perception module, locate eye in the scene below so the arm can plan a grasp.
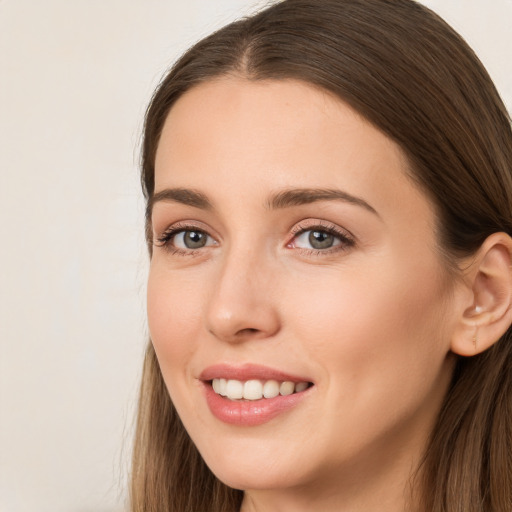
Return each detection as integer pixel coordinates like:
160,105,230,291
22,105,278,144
288,222,355,253
174,230,212,249
294,229,340,250
155,225,217,253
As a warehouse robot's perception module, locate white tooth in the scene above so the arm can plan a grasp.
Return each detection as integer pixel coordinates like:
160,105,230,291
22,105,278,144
219,378,227,396
243,380,263,400
295,382,309,393
263,380,280,398
280,381,295,396
226,379,243,400
212,378,220,394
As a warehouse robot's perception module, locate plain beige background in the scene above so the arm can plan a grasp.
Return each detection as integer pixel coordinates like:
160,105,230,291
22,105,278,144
1,1,511,511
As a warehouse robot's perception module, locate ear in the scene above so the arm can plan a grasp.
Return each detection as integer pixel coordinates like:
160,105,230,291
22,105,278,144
451,232,512,357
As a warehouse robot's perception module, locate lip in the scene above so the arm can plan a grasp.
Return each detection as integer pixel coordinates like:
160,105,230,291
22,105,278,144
199,363,314,427
199,363,312,383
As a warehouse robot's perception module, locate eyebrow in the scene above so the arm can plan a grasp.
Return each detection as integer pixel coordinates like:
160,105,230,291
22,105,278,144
147,188,213,219
267,188,379,216
148,186,378,217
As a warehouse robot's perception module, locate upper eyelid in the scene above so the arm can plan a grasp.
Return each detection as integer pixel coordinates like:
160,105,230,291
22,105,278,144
153,218,355,247
153,226,210,250
154,220,217,238
289,220,355,239
154,225,217,254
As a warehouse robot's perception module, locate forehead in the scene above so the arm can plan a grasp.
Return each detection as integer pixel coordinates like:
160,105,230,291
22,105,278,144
154,77,434,230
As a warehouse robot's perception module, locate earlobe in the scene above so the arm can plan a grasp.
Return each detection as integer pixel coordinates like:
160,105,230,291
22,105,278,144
451,232,512,357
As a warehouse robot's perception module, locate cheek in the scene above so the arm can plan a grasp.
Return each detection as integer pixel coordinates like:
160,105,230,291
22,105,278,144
284,256,450,388
147,266,204,376
280,258,453,461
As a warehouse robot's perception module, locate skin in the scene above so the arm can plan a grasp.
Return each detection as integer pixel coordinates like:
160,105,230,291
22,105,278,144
148,77,466,511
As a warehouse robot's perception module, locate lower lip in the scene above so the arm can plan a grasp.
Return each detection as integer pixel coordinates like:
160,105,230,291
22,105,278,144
203,382,311,426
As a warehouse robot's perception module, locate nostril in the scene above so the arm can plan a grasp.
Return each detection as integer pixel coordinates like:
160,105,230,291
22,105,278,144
243,328,258,334
235,327,260,337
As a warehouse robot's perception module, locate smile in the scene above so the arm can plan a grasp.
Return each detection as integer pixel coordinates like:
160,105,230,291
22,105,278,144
200,364,314,426
212,378,310,401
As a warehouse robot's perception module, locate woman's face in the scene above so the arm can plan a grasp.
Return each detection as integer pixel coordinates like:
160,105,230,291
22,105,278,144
148,78,459,496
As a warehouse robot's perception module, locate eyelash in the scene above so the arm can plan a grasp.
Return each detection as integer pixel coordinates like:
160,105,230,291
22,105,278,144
288,221,355,255
154,221,355,256
155,222,214,256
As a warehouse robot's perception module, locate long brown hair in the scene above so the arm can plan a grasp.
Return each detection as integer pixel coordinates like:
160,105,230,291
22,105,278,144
131,1,512,510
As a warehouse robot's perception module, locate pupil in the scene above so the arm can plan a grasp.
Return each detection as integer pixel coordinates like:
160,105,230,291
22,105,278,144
184,231,206,249
309,230,334,249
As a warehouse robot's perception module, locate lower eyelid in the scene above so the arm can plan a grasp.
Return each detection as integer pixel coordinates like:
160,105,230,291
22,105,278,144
155,228,218,253
154,221,353,256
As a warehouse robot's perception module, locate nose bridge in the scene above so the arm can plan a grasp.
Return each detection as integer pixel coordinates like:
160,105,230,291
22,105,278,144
205,239,279,342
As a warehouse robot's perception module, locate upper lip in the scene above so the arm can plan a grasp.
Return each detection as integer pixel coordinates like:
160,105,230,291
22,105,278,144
199,363,313,383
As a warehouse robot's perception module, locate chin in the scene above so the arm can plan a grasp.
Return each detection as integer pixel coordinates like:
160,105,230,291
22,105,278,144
209,463,303,492
196,439,314,491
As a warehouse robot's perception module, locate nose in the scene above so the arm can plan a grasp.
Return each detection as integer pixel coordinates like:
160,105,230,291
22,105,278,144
205,248,281,343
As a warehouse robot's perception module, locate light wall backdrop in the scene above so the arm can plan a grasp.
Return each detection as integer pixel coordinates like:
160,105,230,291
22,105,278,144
1,1,511,511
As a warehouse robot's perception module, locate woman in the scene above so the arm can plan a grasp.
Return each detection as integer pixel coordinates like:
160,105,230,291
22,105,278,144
131,1,512,510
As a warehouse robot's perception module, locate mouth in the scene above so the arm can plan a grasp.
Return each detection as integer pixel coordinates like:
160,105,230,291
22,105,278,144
209,378,313,401
199,364,315,426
